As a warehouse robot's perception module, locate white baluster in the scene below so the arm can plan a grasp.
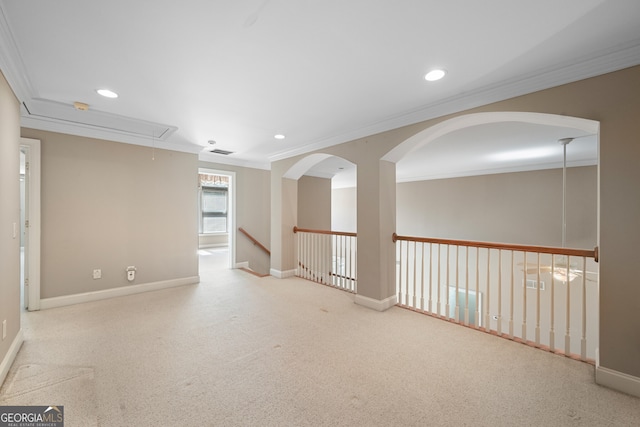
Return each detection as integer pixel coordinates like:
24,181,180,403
535,252,541,347
353,236,357,292
295,231,299,277
301,233,306,279
445,245,450,320
485,249,491,332
314,233,318,281
323,234,328,284
309,233,312,279
509,251,514,338
455,245,460,323
550,255,556,353
437,244,441,317
398,240,404,305
297,232,301,278
475,247,480,327
420,242,425,311
522,252,527,341
497,249,502,336
308,233,313,281
348,235,353,292
428,243,433,314
565,256,571,357
581,256,587,361
464,246,469,326
331,235,336,286
413,241,418,309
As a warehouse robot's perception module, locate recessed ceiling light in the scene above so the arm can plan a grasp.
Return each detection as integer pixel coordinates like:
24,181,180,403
274,134,285,140
96,88,118,98
424,69,446,82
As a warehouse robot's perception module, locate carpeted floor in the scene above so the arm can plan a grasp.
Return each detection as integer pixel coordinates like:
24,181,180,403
1,248,639,426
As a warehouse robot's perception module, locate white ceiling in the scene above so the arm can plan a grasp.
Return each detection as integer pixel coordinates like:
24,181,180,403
1,0,639,185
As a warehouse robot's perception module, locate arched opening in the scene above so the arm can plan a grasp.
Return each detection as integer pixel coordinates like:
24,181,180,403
384,112,599,165
386,111,600,361
283,153,357,232
390,112,599,246
280,153,357,291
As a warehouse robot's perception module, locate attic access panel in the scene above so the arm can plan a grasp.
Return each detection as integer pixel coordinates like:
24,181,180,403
23,98,177,140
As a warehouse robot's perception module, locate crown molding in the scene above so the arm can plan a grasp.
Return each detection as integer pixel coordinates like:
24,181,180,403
396,159,597,183
268,38,640,162
21,115,201,155
198,151,270,170
0,3,35,100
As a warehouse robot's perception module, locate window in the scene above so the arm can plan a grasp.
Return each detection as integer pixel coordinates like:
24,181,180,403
199,174,229,234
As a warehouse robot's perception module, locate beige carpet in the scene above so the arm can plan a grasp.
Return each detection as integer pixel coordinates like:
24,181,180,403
1,248,639,426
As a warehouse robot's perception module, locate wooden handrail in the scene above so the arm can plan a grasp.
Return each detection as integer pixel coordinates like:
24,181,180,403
293,226,357,237
238,227,270,256
392,233,598,261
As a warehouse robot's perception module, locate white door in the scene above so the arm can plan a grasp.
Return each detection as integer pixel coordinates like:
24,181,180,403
20,138,41,311
20,147,28,308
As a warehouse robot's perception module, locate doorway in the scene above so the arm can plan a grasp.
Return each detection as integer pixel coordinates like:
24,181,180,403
198,168,236,270
19,138,40,311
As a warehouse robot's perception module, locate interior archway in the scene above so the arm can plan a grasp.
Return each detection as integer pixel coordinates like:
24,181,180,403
383,112,599,164
283,153,356,231
386,111,599,247
385,111,601,359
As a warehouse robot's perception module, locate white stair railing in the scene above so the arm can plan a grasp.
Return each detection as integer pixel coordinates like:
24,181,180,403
393,233,598,362
294,227,357,293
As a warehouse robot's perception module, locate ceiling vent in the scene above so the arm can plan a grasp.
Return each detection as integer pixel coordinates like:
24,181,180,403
210,148,234,155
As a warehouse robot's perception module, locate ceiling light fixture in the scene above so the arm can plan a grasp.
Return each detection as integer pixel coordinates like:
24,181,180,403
424,69,446,82
73,101,89,111
96,88,118,98
274,134,285,140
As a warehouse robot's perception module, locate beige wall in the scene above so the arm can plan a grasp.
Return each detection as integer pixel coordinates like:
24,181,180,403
397,166,597,248
297,175,331,230
331,187,356,233
0,71,21,379
198,161,271,275
21,129,199,299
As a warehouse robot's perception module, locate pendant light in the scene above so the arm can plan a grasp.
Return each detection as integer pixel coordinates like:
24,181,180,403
554,137,577,282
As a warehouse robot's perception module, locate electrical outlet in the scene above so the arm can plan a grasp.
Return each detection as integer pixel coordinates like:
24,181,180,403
2,320,6,340
93,269,102,279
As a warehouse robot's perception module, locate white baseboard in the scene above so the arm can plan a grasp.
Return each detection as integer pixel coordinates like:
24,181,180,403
199,243,228,249
270,268,296,278
0,328,23,388
235,261,249,269
596,364,640,398
39,276,200,310
355,294,398,312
